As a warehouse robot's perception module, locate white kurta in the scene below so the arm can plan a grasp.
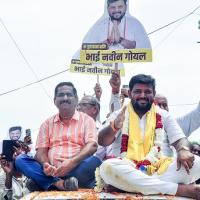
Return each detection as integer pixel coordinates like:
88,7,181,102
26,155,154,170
100,155,200,195
99,106,200,195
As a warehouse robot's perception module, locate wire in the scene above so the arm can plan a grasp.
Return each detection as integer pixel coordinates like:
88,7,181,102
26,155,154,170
0,68,69,96
0,4,200,106
0,16,52,102
148,4,200,35
153,15,187,49
169,103,198,107
152,5,200,49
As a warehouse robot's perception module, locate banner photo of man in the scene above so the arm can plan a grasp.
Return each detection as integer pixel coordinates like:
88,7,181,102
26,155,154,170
80,0,152,63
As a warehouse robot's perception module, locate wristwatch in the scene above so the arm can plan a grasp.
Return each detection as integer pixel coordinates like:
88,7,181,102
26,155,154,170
177,146,190,152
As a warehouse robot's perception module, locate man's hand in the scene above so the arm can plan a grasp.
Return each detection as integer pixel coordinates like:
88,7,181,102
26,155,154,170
114,106,127,130
109,71,121,94
0,155,14,175
113,22,121,43
94,83,102,101
110,27,115,44
24,135,32,145
43,162,56,177
54,158,76,177
14,141,30,155
177,150,195,174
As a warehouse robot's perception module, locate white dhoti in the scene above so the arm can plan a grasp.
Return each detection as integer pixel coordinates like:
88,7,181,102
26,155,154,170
100,155,200,195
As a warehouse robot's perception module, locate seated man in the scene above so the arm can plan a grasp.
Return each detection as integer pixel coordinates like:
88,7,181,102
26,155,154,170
98,74,200,199
15,82,101,191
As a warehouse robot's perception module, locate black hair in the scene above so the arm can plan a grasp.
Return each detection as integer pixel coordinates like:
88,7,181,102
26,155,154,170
9,126,22,133
54,82,78,98
107,0,127,6
129,74,156,92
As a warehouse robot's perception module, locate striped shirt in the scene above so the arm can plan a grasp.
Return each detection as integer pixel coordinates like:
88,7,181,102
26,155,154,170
36,110,97,167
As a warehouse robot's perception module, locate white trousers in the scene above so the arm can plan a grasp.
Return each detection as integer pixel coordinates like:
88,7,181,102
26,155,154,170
100,155,200,195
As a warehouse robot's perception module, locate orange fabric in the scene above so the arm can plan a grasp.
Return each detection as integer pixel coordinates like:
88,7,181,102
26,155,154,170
36,110,97,167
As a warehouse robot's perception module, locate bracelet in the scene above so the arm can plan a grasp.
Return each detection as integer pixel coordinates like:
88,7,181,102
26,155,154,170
4,188,12,191
110,120,120,132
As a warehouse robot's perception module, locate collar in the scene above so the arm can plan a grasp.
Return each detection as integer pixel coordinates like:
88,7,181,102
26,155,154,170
53,110,79,123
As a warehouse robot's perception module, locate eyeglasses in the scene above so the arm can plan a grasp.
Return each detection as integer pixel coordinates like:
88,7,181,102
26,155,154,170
78,102,96,107
56,92,74,98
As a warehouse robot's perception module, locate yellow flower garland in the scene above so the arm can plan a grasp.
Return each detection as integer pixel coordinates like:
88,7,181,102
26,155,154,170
124,103,172,175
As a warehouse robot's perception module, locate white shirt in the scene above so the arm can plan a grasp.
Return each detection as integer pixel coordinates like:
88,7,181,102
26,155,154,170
176,101,200,137
100,106,186,158
95,121,113,161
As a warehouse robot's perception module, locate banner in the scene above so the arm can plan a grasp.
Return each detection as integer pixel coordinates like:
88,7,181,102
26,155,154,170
70,60,125,76
80,49,152,64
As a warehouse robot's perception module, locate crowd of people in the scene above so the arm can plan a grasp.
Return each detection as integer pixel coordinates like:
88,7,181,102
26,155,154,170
1,71,200,200
1,0,199,200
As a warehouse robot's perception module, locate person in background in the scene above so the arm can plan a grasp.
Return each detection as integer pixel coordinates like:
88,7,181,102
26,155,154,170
94,83,102,122
0,143,30,200
154,94,200,137
6,126,33,156
94,83,102,102
8,126,22,141
14,82,101,191
77,95,113,161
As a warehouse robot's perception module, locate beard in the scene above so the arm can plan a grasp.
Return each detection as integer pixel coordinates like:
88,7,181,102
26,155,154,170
110,12,125,22
132,100,153,113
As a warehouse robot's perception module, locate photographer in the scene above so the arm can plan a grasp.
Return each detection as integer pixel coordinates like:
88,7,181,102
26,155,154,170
0,126,32,200
0,142,30,200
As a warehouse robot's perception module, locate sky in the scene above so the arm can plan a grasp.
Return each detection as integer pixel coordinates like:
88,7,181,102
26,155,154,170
0,0,200,144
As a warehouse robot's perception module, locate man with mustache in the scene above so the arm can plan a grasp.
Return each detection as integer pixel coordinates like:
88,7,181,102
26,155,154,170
98,74,200,199
83,0,151,49
14,82,101,191
8,126,22,141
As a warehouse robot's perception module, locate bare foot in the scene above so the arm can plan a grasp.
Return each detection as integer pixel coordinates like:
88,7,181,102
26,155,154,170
176,184,200,199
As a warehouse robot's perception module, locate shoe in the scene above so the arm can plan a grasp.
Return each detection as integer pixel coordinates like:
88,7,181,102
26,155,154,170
64,177,78,191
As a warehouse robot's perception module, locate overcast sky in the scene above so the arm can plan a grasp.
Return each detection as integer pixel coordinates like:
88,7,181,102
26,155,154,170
0,0,200,144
